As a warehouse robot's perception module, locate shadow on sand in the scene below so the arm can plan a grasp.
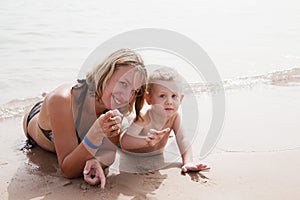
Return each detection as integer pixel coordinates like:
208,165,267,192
7,146,185,200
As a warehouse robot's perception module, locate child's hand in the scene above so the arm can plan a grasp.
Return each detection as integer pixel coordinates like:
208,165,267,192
146,128,170,146
181,163,210,173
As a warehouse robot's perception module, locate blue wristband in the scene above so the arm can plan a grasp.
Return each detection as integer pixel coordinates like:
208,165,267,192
84,135,101,149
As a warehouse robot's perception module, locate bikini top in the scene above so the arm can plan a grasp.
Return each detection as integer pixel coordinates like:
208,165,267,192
35,80,91,144
72,79,110,142
71,79,89,142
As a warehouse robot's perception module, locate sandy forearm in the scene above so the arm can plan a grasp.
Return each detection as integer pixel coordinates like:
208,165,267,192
59,120,106,178
82,118,105,155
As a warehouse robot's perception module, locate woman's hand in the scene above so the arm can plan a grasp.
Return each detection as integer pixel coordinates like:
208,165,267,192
181,163,211,173
83,158,106,189
146,128,170,147
99,109,123,138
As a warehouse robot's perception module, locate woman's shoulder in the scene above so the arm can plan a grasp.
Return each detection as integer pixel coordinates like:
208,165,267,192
45,83,73,108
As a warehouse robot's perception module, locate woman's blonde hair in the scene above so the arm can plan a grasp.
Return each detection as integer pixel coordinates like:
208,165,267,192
86,48,147,121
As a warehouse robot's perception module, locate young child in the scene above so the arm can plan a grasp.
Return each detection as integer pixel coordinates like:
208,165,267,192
120,67,210,173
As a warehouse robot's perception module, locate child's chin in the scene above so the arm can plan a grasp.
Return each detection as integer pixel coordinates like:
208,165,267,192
165,111,175,116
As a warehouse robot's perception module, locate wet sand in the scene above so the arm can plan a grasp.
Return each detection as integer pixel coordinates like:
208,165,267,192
1,85,300,199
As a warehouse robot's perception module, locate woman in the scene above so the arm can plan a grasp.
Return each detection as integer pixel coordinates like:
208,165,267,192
23,49,147,188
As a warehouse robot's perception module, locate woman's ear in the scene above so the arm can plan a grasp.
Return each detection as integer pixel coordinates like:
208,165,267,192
145,93,151,105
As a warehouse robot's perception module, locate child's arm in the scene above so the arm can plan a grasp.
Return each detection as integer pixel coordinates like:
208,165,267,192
120,122,169,151
120,122,147,151
173,114,193,163
173,114,210,172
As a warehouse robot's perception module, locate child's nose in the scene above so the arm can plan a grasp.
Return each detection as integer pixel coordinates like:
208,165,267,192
165,97,173,104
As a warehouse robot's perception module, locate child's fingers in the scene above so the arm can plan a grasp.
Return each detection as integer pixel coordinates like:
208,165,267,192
196,164,211,171
149,128,170,136
146,134,156,140
181,166,188,173
160,127,170,134
146,128,171,145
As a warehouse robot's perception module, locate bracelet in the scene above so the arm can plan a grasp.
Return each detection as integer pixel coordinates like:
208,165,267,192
83,135,101,149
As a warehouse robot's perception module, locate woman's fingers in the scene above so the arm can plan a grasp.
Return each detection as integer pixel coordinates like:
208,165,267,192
83,161,92,176
83,161,100,186
84,171,101,185
99,110,123,125
83,159,106,189
100,109,123,137
97,167,106,189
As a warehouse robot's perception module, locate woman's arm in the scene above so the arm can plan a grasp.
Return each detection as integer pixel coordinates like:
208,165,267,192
47,91,95,178
47,86,116,178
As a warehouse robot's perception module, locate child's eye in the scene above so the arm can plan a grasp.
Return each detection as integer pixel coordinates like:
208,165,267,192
119,81,128,87
159,94,165,98
172,94,177,98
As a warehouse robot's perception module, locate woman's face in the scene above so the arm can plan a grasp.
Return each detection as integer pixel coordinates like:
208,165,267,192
101,66,144,110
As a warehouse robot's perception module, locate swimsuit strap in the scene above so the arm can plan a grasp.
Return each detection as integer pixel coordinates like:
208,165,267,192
23,101,44,149
72,80,109,143
74,79,88,130
26,101,43,127
72,79,89,143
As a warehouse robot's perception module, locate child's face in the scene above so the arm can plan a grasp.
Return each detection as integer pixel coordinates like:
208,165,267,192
147,83,183,118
